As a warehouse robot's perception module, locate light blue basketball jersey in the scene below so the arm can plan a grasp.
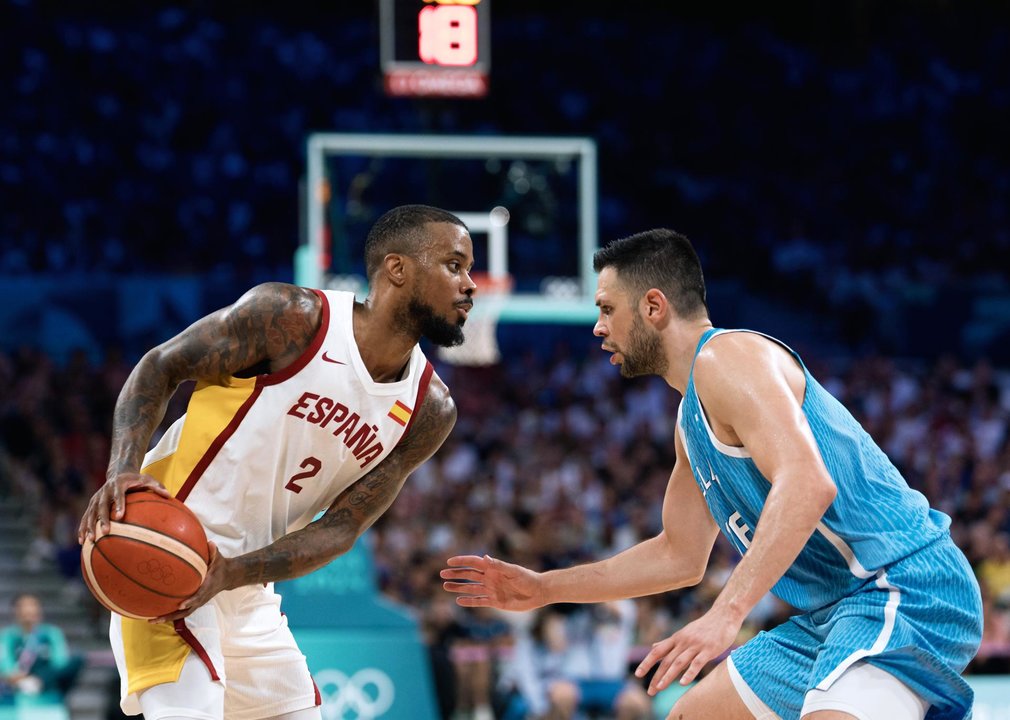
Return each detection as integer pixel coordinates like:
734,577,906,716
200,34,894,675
678,328,952,612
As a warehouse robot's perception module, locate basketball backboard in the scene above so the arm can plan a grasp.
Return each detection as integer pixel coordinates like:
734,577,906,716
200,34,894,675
296,133,599,324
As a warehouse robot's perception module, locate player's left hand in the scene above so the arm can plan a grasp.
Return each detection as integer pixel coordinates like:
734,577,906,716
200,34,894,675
634,606,743,694
150,542,230,623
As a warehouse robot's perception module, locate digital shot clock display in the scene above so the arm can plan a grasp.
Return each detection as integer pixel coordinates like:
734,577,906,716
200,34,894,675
379,0,490,98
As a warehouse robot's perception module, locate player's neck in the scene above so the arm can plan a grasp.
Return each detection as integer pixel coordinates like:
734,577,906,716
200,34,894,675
351,301,415,383
663,319,713,395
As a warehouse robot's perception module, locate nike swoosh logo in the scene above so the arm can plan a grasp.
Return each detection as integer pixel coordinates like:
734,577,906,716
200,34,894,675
321,352,346,365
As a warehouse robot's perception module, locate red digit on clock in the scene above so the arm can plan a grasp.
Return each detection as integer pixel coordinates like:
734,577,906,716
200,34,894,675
418,5,478,67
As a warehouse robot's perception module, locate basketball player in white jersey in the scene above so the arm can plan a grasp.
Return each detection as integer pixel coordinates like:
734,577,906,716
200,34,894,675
78,205,476,720
442,230,981,720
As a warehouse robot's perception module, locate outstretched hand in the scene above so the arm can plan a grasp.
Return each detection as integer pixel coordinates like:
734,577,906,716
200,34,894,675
440,555,545,612
634,606,743,693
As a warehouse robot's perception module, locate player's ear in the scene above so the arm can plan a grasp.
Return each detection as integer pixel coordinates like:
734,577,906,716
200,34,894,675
383,253,409,287
642,288,668,325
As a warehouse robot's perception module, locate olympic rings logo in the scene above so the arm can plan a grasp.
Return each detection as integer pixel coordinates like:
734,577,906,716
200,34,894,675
315,668,395,720
136,559,175,585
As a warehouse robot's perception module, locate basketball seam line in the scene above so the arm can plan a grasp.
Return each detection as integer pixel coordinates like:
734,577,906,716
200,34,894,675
104,521,209,576
94,536,203,599
81,541,148,620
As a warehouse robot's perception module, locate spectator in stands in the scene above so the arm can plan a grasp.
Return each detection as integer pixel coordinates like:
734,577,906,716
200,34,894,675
450,606,512,720
0,593,82,702
500,604,652,720
421,593,468,720
972,579,1010,674
977,532,1010,604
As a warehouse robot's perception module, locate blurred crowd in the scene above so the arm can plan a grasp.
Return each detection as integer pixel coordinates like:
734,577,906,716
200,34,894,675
3,4,1010,715
2,3,1008,317
1,593,83,705
2,338,1007,718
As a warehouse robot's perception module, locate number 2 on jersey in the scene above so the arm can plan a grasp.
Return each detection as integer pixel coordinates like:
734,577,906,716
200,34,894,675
285,456,322,494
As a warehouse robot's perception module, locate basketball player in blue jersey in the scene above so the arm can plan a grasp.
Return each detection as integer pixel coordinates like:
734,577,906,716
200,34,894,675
442,229,982,720
78,204,475,720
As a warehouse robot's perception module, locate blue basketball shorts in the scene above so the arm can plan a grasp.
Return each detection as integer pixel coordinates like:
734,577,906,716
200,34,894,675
729,534,983,720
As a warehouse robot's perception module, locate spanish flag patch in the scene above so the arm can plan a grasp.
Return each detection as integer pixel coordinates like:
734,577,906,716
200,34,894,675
388,400,412,426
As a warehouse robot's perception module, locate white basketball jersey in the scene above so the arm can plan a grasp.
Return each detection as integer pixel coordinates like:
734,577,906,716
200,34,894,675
140,289,434,557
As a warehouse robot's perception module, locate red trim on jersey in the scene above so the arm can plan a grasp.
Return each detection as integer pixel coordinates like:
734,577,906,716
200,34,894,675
176,384,264,502
258,289,331,387
312,677,322,706
402,361,434,439
174,619,220,681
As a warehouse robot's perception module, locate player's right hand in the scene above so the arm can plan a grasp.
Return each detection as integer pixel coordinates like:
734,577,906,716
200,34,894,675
440,554,545,611
78,473,172,545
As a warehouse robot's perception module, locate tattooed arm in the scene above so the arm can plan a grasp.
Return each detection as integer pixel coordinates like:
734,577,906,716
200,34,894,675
78,283,321,543
153,374,457,621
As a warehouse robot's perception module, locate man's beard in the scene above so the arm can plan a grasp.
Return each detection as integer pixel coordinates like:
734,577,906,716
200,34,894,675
619,314,667,378
407,296,466,348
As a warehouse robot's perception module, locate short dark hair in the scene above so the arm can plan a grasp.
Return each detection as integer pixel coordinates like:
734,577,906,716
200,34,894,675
364,205,467,278
592,229,708,318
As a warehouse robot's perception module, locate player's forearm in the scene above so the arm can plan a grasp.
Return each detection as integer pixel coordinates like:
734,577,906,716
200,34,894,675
541,533,703,604
714,472,835,622
225,389,449,588
106,351,178,478
226,510,359,587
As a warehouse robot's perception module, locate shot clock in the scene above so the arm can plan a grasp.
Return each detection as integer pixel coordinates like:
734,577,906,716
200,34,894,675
379,0,490,98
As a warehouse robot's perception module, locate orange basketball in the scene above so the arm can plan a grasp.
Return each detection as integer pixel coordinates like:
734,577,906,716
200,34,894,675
81,489,210,620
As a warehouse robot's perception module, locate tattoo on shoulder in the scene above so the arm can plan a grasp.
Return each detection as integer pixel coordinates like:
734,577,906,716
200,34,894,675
228,283,319,375
318,377,456,528
165,283,321,384
398,378,456,460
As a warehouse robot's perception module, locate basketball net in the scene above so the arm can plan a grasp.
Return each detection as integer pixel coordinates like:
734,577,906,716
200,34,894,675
438,272,513,366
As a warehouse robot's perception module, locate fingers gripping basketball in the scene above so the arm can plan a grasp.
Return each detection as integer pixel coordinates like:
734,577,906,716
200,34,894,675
81,489,210,620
